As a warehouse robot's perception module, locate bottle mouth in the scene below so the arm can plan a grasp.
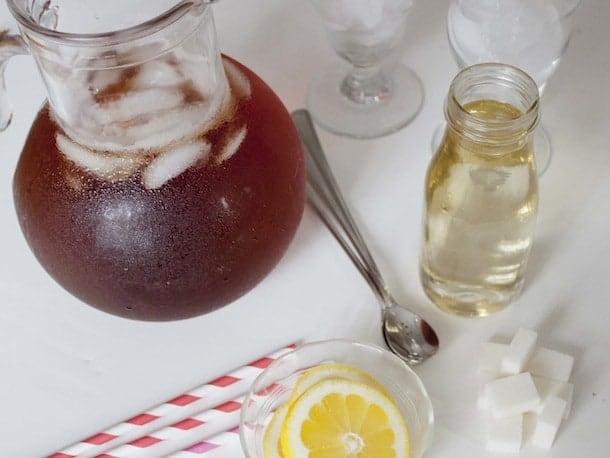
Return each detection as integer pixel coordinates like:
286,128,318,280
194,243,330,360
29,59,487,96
7,0,206,46
445,63,540,145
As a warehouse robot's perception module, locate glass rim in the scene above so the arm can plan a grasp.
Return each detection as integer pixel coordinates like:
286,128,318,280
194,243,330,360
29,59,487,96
244,338,425,391
7,0,208,46
451,0,580,19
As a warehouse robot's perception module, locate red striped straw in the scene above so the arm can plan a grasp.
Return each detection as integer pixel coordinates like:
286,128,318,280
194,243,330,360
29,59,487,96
49,344,296,458
99,396,245,457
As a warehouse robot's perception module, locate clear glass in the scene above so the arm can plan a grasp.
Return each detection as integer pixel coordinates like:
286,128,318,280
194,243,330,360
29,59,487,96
306,0,423,138
240,339,434,458
2,0,306,321
421,63,539,317
445,0,581,175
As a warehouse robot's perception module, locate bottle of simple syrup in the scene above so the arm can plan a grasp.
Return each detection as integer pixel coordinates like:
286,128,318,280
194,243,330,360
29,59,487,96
420,63,539,317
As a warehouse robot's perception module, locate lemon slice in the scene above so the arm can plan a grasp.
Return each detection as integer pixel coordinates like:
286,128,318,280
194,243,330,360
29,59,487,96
262,364,388,458
280,378,410,458
263,404,288,458
288,363,389,404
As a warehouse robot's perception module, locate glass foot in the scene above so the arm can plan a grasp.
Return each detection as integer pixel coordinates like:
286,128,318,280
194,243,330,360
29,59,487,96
307,63,424,139
429,122,552,177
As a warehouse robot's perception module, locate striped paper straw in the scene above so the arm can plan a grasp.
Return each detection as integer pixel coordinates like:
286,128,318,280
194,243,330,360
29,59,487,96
168,427,242,457
100,396,245,458
49,344,296,458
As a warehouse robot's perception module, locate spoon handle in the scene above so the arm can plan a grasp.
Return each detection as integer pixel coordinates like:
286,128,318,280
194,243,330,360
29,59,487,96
291,109,392,307
306,184,388,305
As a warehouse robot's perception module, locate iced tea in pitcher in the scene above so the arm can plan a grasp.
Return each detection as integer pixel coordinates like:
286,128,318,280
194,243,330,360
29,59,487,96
4,1,306,320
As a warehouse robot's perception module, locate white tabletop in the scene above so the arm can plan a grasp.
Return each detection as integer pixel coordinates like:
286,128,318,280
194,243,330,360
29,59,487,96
1,0,609,457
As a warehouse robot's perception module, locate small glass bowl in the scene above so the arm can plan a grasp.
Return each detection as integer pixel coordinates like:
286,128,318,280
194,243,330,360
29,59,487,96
239,339,434,457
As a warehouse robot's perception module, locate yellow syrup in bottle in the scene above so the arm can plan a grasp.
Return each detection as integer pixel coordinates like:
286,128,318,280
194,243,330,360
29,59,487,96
421,98,538,317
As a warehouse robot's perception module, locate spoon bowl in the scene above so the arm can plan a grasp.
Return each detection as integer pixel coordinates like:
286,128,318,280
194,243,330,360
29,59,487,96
382,298,439,365
292,109,439,365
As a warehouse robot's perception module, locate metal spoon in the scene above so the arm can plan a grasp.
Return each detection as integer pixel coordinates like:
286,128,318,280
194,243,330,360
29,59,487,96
291,109,439,365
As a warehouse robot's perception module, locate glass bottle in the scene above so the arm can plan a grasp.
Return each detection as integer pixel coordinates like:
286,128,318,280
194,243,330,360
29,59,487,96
1,1,306,321
420,63,539,317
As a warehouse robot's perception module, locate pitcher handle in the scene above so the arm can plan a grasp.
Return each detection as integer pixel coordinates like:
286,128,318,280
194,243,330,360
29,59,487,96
0,29,28,131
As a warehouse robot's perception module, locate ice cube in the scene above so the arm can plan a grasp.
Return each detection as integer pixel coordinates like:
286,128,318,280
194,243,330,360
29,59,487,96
224,59,252,99
449,0,565,87
311,0,381,30
217,126,248,164
56,134,138,180
311,0,413,31
143,140,210,190
458,0,502,23
136,60,185,88
91,88,183,124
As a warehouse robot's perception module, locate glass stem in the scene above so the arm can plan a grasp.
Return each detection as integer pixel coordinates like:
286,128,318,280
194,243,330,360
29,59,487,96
340,65,392,105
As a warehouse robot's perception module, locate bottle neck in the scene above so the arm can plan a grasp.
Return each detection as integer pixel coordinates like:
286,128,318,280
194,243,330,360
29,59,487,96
444,63,539,153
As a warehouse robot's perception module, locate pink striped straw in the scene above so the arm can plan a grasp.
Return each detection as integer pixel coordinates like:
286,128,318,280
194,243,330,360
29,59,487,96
49,344,296,458
168,427,242,457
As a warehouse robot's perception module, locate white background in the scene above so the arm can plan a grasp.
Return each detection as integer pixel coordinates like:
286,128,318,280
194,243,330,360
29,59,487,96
1,0,609,456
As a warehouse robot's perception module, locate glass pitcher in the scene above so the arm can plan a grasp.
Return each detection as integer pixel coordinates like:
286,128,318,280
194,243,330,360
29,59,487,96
1,0,306,321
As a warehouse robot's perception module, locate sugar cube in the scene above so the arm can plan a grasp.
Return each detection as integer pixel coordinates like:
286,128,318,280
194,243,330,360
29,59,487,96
526,347,574,382
485,372,540,418
477,371,499,410
477,330,576,452
560,384,574,419
486,414,523,453
532,376,574,419
532,396,568,449
479,341,507,375
501,328,538,375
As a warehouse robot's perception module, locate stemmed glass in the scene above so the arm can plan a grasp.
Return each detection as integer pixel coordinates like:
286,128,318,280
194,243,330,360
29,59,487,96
440,0,580,175
307,0,423,139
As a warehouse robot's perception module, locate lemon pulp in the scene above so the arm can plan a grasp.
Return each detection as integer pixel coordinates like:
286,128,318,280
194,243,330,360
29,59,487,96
261,363,410,458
